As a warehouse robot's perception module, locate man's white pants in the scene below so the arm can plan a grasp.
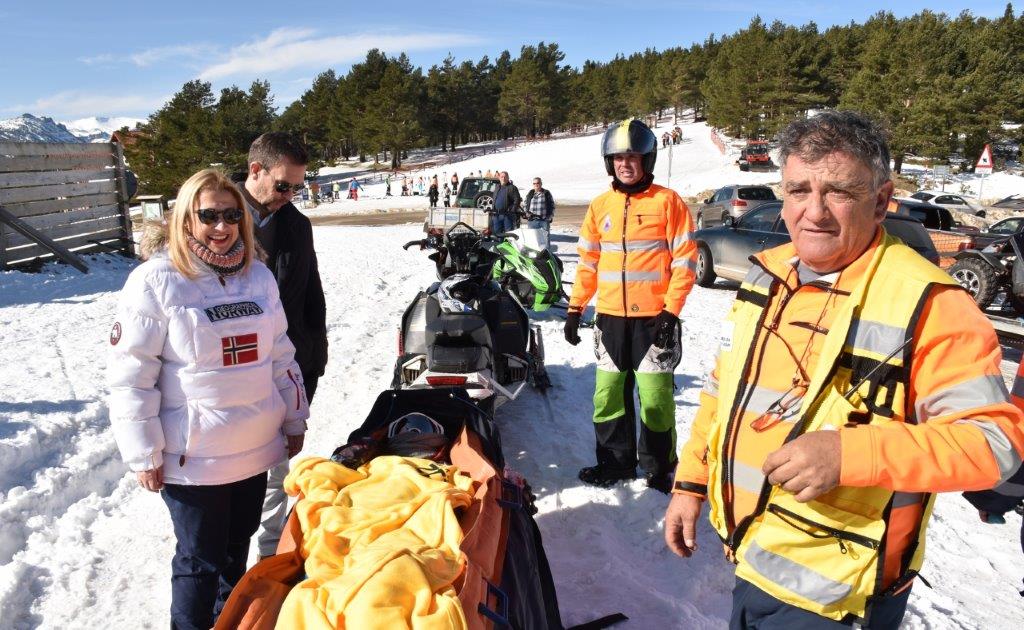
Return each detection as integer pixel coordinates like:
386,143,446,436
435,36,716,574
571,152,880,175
256,460,290,557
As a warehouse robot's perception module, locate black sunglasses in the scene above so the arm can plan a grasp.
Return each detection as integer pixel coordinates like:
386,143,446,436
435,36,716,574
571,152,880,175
274,181,305,194
195,208,244,225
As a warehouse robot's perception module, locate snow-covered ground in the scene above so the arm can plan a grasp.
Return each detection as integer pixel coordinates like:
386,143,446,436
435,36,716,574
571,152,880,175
2,118,1024,628
299,118,783,215
1,225,1023,628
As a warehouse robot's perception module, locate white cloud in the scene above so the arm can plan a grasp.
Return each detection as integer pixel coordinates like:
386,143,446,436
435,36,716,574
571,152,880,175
78,53,116,65
131,43,216,67
198,28,482,81
3,91,170,120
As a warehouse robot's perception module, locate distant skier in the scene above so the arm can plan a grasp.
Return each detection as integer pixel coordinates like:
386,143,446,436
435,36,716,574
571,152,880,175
348,178,362,201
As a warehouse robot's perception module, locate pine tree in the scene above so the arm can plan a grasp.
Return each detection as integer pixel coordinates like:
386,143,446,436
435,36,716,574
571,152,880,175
126,80,217,196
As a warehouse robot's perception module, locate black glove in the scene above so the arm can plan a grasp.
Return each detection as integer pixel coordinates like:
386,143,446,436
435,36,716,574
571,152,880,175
653,310,679,348
564,311,582,345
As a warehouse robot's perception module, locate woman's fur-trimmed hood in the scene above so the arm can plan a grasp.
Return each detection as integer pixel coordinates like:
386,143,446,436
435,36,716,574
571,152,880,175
139,222,169,260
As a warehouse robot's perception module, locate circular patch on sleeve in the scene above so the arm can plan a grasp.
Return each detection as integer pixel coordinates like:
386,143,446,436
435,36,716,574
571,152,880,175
110,322,122,346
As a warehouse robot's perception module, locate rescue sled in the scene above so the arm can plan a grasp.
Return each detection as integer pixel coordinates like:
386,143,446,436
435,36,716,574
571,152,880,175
215,388,563,630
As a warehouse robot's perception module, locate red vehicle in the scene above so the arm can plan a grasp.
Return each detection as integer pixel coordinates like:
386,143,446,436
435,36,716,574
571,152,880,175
737,140,772,171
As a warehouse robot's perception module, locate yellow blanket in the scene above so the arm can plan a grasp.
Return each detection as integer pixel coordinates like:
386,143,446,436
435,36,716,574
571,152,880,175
277,455,475,630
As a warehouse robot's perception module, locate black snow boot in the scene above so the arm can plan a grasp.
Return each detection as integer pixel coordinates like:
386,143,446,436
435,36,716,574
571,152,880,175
578,464,636,488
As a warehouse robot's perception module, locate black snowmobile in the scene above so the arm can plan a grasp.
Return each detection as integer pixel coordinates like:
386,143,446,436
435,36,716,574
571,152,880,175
393,222,550,412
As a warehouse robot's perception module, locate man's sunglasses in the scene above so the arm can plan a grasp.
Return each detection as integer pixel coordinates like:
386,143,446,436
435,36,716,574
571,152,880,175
274,181,305,194
195,208,245,225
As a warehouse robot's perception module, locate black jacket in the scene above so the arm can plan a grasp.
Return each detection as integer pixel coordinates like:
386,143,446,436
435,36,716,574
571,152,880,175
523,188,555,221
492,182,522,214
257,202,329,378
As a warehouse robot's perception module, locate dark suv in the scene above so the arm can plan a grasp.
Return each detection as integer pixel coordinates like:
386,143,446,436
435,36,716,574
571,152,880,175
455,177,500,209
695,185,777,230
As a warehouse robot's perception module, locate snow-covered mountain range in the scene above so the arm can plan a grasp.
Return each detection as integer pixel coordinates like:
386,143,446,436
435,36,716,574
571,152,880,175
0,113,143,143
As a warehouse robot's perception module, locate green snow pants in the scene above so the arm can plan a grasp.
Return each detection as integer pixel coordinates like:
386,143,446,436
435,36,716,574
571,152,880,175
591,313,682,476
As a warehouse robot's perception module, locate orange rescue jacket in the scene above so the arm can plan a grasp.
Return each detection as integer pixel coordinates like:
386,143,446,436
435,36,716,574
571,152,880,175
569,183,697,317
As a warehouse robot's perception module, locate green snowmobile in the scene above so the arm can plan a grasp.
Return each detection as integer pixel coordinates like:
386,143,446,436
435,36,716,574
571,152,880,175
491,227,565,312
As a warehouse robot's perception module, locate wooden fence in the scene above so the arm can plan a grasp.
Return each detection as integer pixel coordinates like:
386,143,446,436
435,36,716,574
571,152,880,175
0,141,134,271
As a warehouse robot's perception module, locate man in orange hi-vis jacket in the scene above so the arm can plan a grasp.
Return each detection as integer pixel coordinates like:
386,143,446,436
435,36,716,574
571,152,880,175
664,110,1024,628
564,118,698,493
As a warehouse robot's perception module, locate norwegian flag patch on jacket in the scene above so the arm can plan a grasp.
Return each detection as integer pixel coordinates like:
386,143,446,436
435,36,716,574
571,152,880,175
222,333,258,366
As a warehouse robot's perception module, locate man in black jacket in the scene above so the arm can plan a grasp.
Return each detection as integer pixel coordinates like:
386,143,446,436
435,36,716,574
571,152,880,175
489,171,521,234
238,132,328,558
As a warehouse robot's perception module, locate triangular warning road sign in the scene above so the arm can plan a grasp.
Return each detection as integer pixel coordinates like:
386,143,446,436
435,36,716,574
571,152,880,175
976,144,994,175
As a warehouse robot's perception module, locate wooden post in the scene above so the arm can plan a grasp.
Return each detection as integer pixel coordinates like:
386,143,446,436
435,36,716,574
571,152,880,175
0,220,6,270
113,142,136,258
0,206,89,273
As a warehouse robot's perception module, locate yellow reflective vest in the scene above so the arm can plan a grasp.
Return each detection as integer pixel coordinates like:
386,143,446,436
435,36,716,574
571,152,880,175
708,233,958,622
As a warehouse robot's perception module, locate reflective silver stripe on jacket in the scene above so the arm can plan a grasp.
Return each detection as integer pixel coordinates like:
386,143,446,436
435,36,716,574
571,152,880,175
955,419,1023,482
915,374,1010,421
600,239,668,253
732,460,766,494
742,266,774,291
579,261,597,272
670,233,694,251
892,492,924,508
745,541,852,606
846,319,906,358
577,237,600,252
598,271,662,282
671,258,698,271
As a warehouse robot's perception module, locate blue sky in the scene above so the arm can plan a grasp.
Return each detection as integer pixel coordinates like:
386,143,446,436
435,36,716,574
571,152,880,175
0,0,1014,121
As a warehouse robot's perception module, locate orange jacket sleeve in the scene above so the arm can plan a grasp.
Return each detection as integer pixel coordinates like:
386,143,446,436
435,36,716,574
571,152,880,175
673,363,719,497
839,286,1024,492
662,194,698,315
569,201,601,311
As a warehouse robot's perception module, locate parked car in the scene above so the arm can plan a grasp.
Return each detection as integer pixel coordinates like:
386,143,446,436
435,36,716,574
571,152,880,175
694,185,777,230
909,190,986,216
455,177,500,209
693,201,939,286
990,194,1024,211
968,216,1024,250
891,198,978,267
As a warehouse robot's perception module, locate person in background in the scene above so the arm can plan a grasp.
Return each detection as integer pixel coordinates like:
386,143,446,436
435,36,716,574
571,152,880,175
428,177,439,208
385,173,392,197
523,176,555,233
308,180,320,207
331,181,340,200
489,170,521,234
239,132,328,561
443,183,452,207
347,178,362,201
450,172,459,194
108,168,309,629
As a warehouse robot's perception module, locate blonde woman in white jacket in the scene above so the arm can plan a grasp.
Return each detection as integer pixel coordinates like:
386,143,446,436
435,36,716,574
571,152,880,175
107,168,309,630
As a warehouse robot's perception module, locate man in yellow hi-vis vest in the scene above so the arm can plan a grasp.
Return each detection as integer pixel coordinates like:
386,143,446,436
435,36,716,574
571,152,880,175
665,110,1024,628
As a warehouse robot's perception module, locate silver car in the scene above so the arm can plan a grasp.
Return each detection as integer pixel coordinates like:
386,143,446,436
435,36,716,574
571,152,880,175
695,185,777,230
693,201,939,286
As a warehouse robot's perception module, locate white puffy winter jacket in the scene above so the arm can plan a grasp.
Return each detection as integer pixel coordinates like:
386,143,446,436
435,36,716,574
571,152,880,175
107,250,309,486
